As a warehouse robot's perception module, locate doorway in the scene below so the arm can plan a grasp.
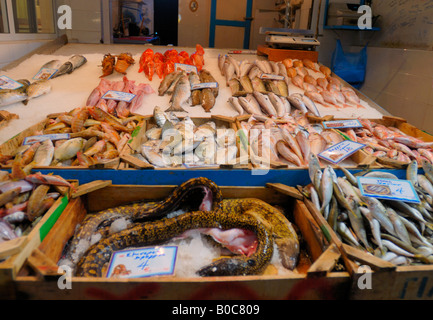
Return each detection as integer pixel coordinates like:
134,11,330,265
209,0,253,49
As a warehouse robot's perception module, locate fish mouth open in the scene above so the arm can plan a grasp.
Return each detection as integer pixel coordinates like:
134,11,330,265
198,186,213,211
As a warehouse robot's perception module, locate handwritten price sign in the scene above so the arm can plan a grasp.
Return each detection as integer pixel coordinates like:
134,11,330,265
318,140,366,164
357,177,420,203
106,246,178,278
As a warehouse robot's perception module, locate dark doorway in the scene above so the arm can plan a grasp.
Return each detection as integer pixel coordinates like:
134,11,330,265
154,0,178,46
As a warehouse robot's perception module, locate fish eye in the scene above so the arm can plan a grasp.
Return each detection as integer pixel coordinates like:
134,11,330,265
247,259,256,267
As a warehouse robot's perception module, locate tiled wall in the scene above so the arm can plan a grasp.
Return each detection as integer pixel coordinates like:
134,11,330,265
359,47,433,134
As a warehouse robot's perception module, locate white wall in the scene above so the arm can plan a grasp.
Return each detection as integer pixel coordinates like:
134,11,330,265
0,39,52,69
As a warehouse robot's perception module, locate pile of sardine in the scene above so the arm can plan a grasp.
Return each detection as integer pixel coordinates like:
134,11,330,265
40,55,87,79
158,69,219,113
0,106,142,168
0,79,51,108
303,156,433,266
136,106,237,168
219,55,321,118
0,165,71,245
239,111,353,167
339,118,433,168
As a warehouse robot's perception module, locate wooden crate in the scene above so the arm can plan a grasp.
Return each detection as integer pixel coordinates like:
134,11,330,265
0,111,141,170
120,115,249,170
0,193,70,298
13,182,351,300
257,45,319,62
235,114,376,170
303,197,433,300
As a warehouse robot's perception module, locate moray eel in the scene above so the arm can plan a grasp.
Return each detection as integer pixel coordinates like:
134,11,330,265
76,210,274,277
220,198,299,270
64,177,223,266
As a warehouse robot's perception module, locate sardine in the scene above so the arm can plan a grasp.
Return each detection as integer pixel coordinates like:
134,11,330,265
320,166,333,212
337,222,360,247
360,207,384,253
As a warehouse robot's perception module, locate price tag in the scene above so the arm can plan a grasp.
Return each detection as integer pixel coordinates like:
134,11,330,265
106,246,178,278
322,119,363,129
318,140,365,164
357,177,420,203
23,133,71,145
33,67,58,80
191,82,218,90
102,90,136,103
260,73,284,81
0,76,24,90
174,63,198,74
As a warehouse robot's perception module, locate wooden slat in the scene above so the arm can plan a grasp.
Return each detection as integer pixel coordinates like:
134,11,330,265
307,244,341,278
266,183,303,200
71,180,112,198
27,249,59,276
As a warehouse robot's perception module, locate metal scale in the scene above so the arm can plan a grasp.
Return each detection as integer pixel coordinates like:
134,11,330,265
259,27,320,50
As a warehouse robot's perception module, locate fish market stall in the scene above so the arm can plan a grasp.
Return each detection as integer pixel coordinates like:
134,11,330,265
11,178,351,300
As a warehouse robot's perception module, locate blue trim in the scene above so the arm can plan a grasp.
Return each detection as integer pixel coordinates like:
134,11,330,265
19,168,410,187
209,0,253,49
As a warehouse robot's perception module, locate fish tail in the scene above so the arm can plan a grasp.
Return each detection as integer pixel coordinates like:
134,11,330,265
165,104,187,113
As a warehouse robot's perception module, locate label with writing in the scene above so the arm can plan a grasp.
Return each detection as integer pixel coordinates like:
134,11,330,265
357,177,420,203
102,90,136,103
174,63,198,74
106,246,178,278
0,76,24,90
322,119,363,129
318,140,365,164
260,73,285,81
191,82,218,90
23,133,71,145
228,49,257,55
33,67,58,80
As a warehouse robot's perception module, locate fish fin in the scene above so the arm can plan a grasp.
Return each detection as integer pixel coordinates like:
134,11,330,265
165,104,187,113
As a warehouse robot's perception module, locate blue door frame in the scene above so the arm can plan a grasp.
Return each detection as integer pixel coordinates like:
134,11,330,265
209,0,253,49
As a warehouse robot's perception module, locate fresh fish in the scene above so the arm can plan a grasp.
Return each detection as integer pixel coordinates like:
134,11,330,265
338,166,358,186
337,222,360,247
239,75,254,94
308,153,321,183
382,240,415,258
218,54,227,74
298,93,320,117
27,184,51,220
363,196,396,235
25,172,72,188
226,56,240,77
360,207,384,253
25,80,51,103
0,187,21,207
394,136,433,149
167,75,190,112
418,175,433,198
52,61,73,78
223,62,236,83
188,72,202,106
42,60,62,70
53,137,86,162
141,146,166,167
268,92,286,118
320,166,333,212
0,89,27,107
248,66,262,81
158,70,182,96
0,221,17,241
349,205,372,251
286,94,308,114
280,128,304,164
69,54,87,70
295,130,310,161
153,106,168,128
386,207,411,246
387,200,426,225
276,140,303,167
201,88,216,112
406,160,419,187
422,159,433,184
33,139,55,166
251,77,267,93
239,60,254,77
194,140,216,164
228,97,244,115
253,91,277,117
363,171,399,180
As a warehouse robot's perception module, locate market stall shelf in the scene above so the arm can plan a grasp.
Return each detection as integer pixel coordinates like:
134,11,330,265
13,181,351,300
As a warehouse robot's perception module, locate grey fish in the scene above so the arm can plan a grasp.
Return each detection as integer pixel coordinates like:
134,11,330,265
287,94,308,114
406,160,419,187
360,207,383,253
418,175,433,198
363,196,396,236
364,171,399,180
298,93,320,117
42,59,62,70
52,61,73,78
320,166,333,212
386,207,411,246
154,106,167,128
338,166,358,186
421,159,433,184
308,153,321,183
69,54,87,70
166,75,190,113
25,80,51,103
158,70,182,96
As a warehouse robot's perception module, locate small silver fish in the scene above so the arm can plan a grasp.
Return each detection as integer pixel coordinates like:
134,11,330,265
166,75,190,112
